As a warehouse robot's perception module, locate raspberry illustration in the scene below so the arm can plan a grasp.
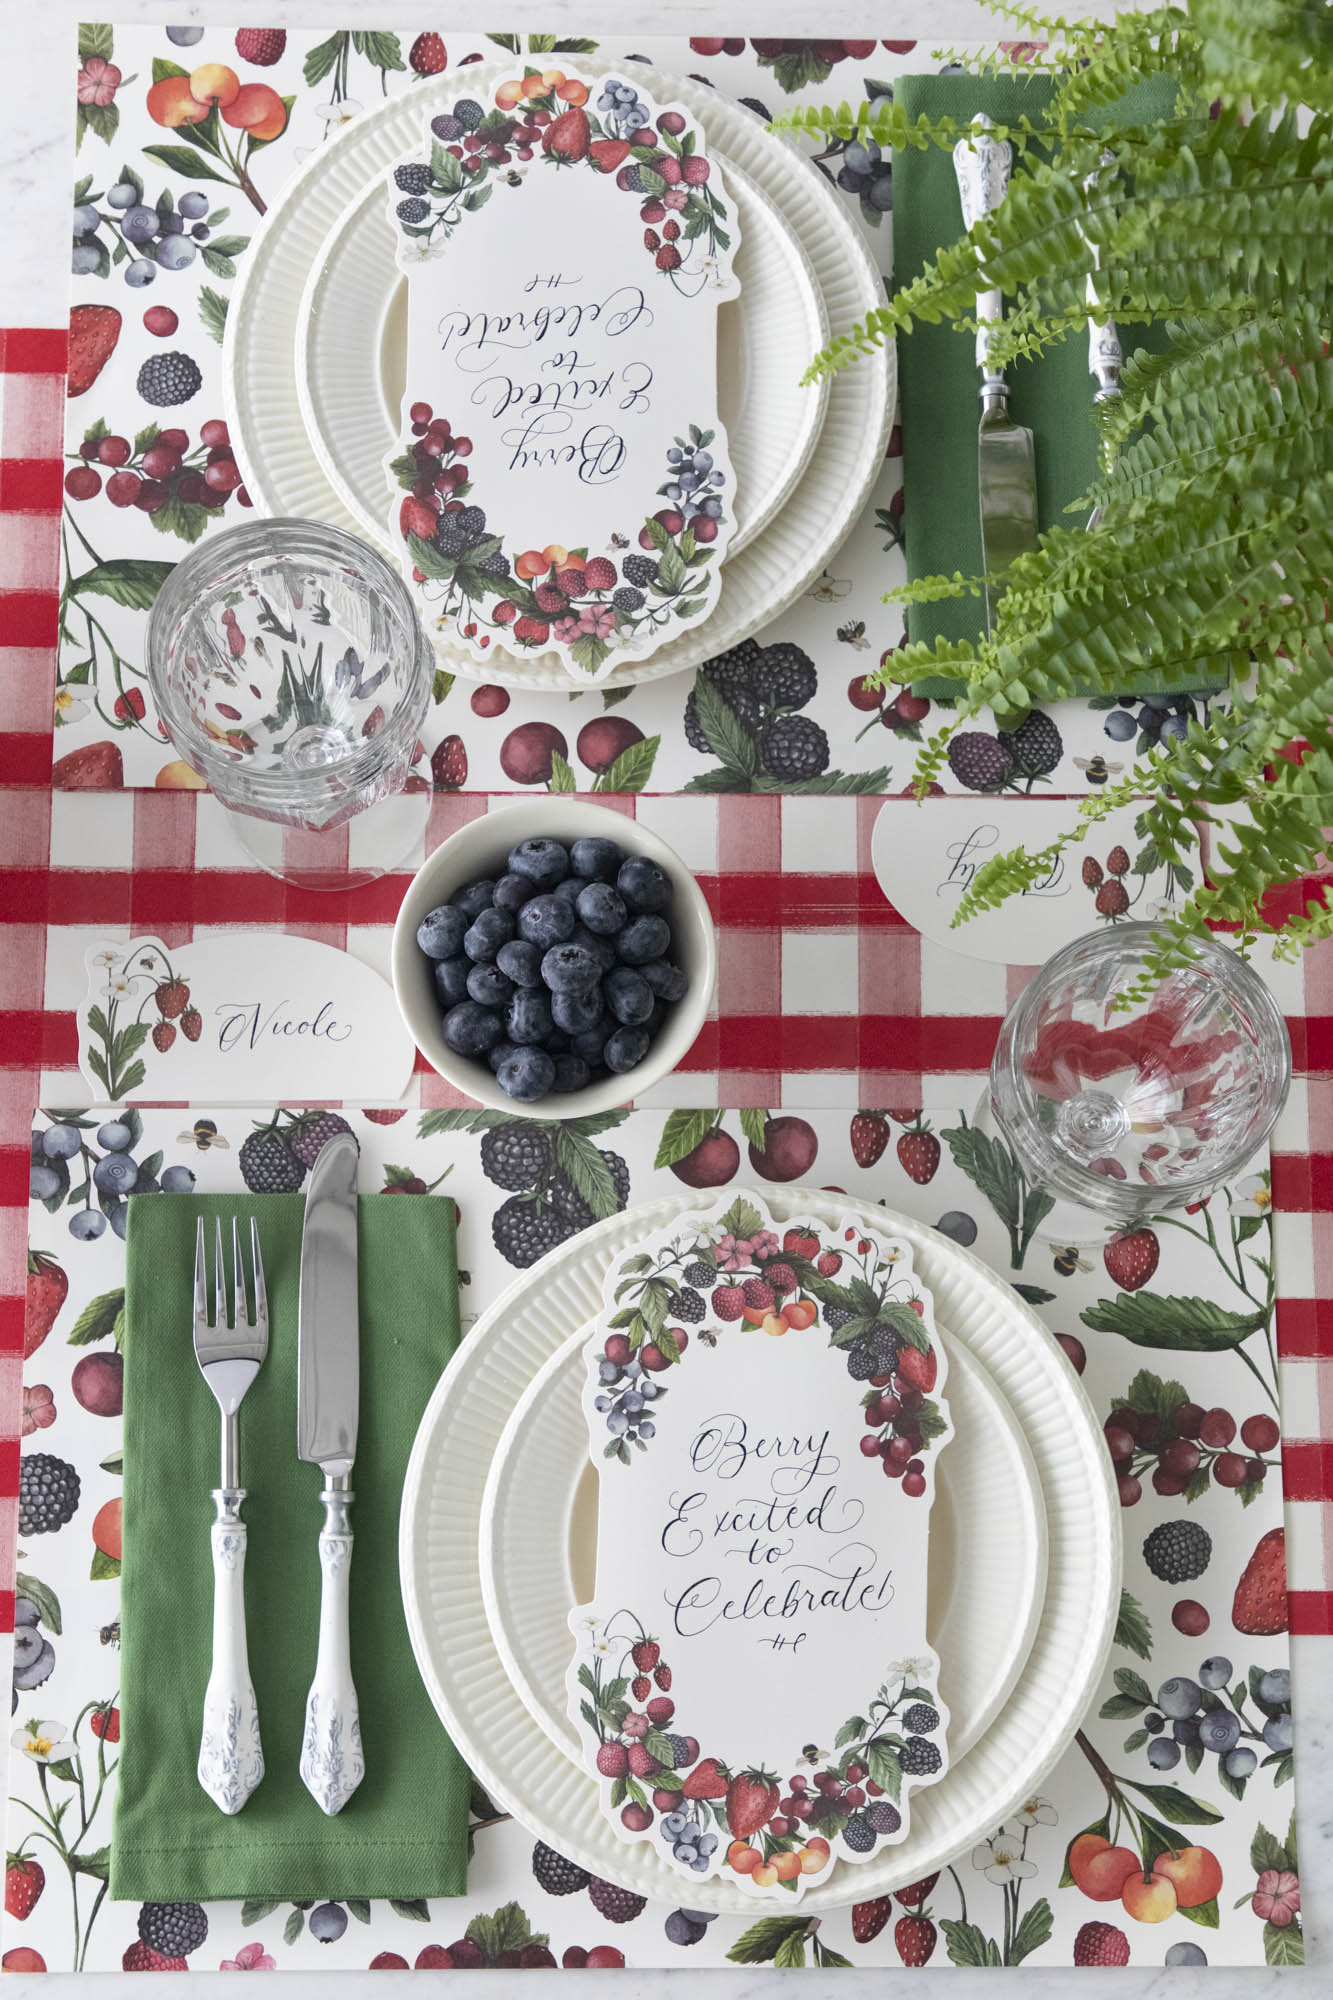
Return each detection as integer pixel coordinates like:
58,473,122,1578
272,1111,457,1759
761,1263,797,1296
1103,1226,1159,1291
587,1878,647,1924
18,1453,80,1535
761,713,830,783
1143,1518,1212,1584
480,1120,551,1191
123,1941,187,1971
898,1737,942,1777
851,1110,890,1168
409,32,448,74
946,732,1013,791
136,352,202,409
492,1196,571,1269
531,1842,590,1896
627,1742,660,1777
714,1285,745,1320
742,1278,775,1312
1082,856,1104,887
997,708,1062,777
894,1914,937,1966
138,1903,208,1957
852,1897,891,1943
287,1110,355,1170
235,27,286,64
897,1127,940,1184
595,1742,628,1778
152,1021,176,1054
239,1126,306,1193
1106,844,1130,876
1073,1921,1130,1966
1096,879,1131,917
5,1855,44,1920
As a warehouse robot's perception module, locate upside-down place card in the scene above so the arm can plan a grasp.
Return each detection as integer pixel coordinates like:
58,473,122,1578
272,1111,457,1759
567,1194,953,1899
384,63,740,682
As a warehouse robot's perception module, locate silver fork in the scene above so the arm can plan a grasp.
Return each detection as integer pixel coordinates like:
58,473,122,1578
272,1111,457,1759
193,1216,268,1814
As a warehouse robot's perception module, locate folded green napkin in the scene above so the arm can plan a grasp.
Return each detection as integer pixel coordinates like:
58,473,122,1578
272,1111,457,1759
893,70,1183,695
112,1190,469,1903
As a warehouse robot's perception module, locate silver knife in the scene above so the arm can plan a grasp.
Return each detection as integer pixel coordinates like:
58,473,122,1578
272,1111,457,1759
297,1131,365,1814
952,115,1039,633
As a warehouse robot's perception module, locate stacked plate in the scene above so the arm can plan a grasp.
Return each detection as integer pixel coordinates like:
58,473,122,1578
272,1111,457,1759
223,57,894,690
399,1190,1121,1912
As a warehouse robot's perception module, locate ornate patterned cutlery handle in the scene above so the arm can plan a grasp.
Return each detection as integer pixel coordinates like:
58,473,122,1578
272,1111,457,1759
953,113,1013,388
299,1482,364,1815
1085,151,1123,403
198,1490,264,1814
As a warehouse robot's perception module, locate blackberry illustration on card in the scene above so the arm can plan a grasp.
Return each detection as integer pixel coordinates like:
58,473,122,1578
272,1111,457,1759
566,1192,953,1897
383,65,739,682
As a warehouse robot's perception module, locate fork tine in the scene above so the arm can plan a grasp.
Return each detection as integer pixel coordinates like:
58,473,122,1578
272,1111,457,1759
215,1217,228,1330
249,1217,267,1331
193,1216,207,1324
231,1214,245,1329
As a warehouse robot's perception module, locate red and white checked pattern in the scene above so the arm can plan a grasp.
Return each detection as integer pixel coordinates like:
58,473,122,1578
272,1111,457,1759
3,324,1333,1646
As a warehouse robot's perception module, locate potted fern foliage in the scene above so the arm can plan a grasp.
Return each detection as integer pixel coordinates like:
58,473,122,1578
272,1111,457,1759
777,0,1333,981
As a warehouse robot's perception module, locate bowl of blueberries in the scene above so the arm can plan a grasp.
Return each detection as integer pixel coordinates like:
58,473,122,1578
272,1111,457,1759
391,801,715,1116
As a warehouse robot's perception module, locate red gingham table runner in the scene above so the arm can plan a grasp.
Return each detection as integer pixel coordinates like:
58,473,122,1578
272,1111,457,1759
3,321,1332,1657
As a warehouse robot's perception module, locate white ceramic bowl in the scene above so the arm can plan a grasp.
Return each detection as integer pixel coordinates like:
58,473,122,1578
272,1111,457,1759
391,801,716,1119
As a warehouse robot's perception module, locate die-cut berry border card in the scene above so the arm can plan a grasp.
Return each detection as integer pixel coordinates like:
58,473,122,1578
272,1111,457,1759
384,65,740,682
566,1192,953,1898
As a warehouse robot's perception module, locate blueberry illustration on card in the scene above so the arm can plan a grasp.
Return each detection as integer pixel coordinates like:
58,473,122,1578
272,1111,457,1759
384,65,739,682
567,1194,953,1897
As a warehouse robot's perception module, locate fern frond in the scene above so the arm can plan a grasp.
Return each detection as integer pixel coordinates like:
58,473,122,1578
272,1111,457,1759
1191,0,1333,114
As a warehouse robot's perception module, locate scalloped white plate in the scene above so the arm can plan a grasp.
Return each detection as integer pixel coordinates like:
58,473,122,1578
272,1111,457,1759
298,154,827,566
400,1190,1120,1911
480,1321,1047,1774
224,56,891,690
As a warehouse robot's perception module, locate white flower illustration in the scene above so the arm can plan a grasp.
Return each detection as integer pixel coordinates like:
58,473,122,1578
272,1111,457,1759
1007,1794,1057,1828
971,1829,1038,1884
12,1721,75,1766
54,684,89,727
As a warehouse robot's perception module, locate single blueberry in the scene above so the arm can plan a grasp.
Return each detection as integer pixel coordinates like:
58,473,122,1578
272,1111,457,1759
571,1027,608,1066
605,965,654,1026
463,905,516,962
70,1209,107,1240
1172,1717,1200,1744
178,190,209,220
441,1001,504,1057
97,1120,133,1152
93,1153,138,1195
1263,1712,1294,1753
640,958,689,1001
29,1165,61,1201
417,903,467,959
1165,1942,1208,1967
493,872,533,912
935,1209,979,1246
1103,709,1138,742
161,1164,196,1193
552,874,587,909
1197,1710,1241,1754
665,1912,707,1948
675,1844,698,1865
73,242,103,275
1224,1745,1257,1778
618,914,671,965
309,1903,348,1944
467,961,514,1008
576,880,628,936
433,956,471,1007
1198,1656,1233,1690
617,854,671,912
497,1046,557,1102
552,1054,591,1093
73,202,101,235
1258,1668,1290,1706
43,1123,84,1159
124,258,156,288
121,205,159,243
1146,1737,1180,1770
507,989,555,1047
155,233,197,271
541,943,602,994
570,923,618,971
1157,1676,1202,1720
605,1024,650,1073
551,987,602,1036
508,837,570,890
487,1039,518,1075
571,836,627,882
1145,1711,1165,1735
496,938,543,988
518,893,576,949
107,181,139,209
451,877,496,920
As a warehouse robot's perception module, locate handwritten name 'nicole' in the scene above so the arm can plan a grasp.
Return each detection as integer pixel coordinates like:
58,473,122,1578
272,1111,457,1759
214,1000,353,1054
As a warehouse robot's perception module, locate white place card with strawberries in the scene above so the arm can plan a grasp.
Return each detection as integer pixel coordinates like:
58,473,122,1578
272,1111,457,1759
568,1194,953,1899
385,63,739,682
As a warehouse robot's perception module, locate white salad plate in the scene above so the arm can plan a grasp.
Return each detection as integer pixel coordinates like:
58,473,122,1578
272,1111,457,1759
225,56,893,690
479,1320,1048,1773
400,1191,1121,1911
298,154,828,565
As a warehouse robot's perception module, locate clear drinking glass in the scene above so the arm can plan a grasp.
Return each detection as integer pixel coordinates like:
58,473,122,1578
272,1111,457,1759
988,923,1291,1237
147,519,432,889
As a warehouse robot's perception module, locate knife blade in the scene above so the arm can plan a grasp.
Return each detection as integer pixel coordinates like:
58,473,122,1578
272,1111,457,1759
297,1131,365,1814
952,115,1039,633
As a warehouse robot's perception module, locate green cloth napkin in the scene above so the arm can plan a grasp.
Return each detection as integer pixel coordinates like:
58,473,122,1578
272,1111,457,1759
893,70,1184,695
112,1190,469,1903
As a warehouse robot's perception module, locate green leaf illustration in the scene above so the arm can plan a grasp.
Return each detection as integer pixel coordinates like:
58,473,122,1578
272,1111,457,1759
718,1196,764,1239
727,1917,810,1965
548,751,577,794
14,1573,61,1635
551,1127,618,1218
1124,1780,1224,1824
417,1108,509,1137
1010,1897,1053,1965
1115,1588,1153,1660
1082,1292,1268,1350
198,285,229,344
653,1110,722,1170
241,1899,281,1925
596,734,659,794
1251,1821,1292,1875
692,674,757,778
1264,1919,1304,1965
941,1918,1002,1966
67,1289,124,1349
1115,1666,1154,1706
1179,1895,1220,1928
69,558,175,612
739,1108,768,1149
351,29,405,70
142,144,229,182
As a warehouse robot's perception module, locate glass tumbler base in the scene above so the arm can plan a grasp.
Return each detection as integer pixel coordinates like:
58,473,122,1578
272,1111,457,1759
227,785,432,891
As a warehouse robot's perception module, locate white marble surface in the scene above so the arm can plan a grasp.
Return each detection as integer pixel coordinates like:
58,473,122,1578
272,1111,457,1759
2,3,1329,1997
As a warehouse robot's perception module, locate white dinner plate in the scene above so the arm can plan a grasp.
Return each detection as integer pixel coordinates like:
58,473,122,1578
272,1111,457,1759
400,1190,1121,1911
480,1321,1048,1772
298,154,828,564
225,57,893,690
